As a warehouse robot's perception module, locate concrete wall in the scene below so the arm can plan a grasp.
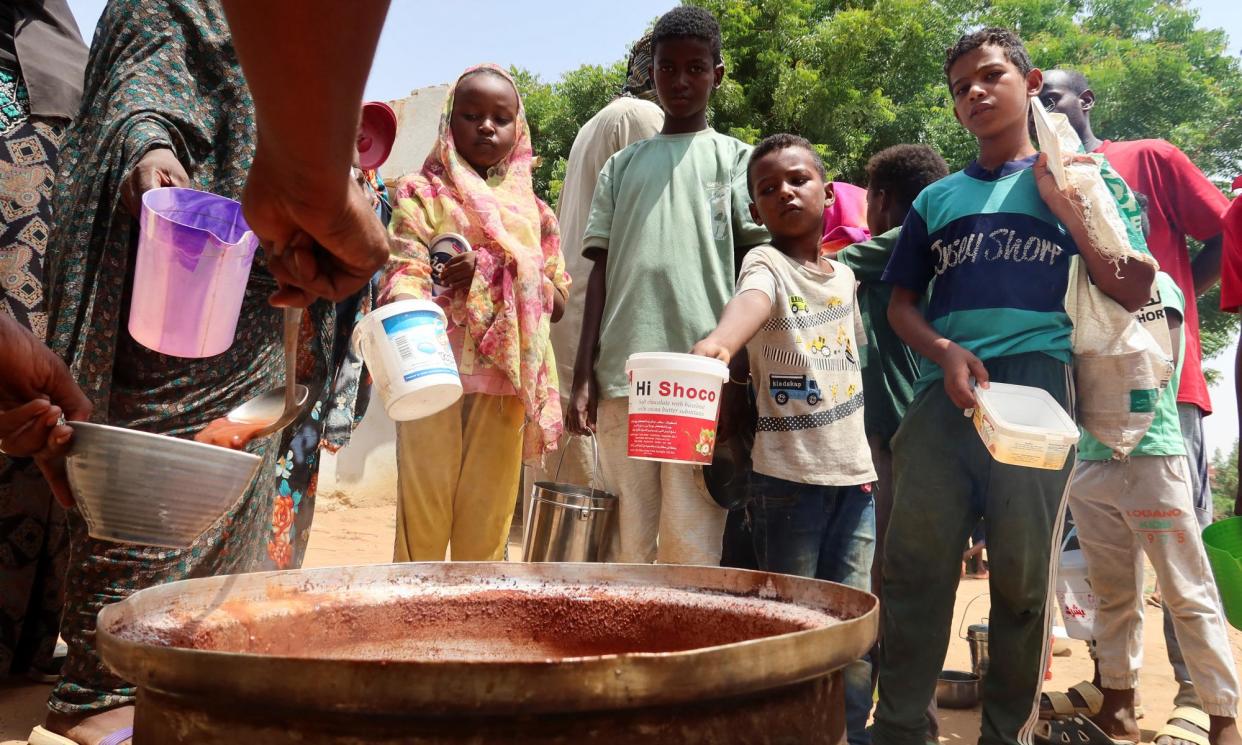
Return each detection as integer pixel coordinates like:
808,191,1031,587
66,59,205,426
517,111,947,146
382,84,450,185
315,84,450,507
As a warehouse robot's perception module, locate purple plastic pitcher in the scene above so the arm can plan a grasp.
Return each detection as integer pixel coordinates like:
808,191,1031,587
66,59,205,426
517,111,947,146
129,187,258,358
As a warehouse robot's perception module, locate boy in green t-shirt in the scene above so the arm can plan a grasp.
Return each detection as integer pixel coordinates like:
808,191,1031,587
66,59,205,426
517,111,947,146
1047,272,1241,745
565,6,767,566
833,144,948,591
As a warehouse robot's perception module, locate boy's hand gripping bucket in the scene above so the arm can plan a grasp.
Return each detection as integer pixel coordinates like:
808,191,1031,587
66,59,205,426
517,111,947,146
352,299,462,420
129,187,259,358
625,353,729,465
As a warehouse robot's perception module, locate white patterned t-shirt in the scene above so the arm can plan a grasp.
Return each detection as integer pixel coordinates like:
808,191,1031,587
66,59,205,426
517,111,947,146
736,245,876,486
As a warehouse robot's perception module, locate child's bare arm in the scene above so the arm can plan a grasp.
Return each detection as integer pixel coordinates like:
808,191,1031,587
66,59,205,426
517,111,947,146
551,284,568,323
1034,153,1155,311
691,290,772,364
1167,307,1183,369
889,287,990,410
566,253,607,434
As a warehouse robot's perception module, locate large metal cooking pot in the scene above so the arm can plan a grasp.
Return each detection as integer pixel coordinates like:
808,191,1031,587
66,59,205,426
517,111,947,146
98,562,877,744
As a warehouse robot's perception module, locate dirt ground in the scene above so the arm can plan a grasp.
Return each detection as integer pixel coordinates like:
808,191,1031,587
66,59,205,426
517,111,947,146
3,489,1241,744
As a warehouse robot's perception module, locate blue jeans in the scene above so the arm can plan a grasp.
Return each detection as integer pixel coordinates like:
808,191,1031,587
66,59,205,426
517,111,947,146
750,472,876,745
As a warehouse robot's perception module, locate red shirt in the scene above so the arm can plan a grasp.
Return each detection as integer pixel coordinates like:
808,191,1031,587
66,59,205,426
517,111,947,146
1095,139,1230,414
1221,176,1242,313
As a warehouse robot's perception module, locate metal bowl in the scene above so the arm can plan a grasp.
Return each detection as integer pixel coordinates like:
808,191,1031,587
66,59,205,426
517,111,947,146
936,669,981,709
66,421,262,548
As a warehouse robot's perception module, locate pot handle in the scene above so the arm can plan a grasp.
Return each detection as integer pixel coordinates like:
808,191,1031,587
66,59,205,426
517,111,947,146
552,434,613,496
957,592,991,639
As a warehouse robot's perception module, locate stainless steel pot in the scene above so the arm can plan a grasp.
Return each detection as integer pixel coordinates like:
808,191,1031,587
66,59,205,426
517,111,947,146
524,436,616,562
967,623,990,679
936,670,981,709
97,562,878,744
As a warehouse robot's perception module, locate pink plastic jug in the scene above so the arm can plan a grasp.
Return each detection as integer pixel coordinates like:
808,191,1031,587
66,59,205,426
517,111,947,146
129,187,258,358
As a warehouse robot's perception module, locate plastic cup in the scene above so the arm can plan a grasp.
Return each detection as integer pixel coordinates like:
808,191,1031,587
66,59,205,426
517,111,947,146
128,187,258,358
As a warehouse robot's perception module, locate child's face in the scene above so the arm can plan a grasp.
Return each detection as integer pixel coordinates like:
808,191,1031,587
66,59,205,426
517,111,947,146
948,44,1042,141
748,147,831,241
450,72,520,176
651,37,723,122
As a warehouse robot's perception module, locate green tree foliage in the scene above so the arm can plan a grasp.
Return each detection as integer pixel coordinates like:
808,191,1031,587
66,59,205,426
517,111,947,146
517,0,1241,362
1210,442,1238,520
513,62,628,207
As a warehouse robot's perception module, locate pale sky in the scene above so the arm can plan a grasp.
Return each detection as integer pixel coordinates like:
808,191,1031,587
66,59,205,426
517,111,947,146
63,0,1242,454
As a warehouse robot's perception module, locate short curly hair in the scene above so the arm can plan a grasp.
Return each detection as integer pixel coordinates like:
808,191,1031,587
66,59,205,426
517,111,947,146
944,27,1032,83
865,144,949,213
652,5,723,65
747,133,826,196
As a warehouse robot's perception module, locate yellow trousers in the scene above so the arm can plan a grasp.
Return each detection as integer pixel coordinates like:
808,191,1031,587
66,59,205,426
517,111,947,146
394,393,524,561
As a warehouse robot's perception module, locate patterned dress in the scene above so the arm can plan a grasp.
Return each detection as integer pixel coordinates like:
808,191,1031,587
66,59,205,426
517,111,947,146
41,0,332,713
0,65,71,677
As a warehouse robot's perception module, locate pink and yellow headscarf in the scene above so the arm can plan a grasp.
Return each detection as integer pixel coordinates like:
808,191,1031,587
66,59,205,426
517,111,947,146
385,64,568,459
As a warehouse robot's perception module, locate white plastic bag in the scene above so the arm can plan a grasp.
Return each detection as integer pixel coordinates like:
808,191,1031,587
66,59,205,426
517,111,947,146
1032,102,1172,456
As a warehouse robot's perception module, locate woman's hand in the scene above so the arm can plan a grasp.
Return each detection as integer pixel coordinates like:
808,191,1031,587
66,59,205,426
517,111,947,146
0,400,73,459
440,252,477,294
121,147,189,218
0,316,92,507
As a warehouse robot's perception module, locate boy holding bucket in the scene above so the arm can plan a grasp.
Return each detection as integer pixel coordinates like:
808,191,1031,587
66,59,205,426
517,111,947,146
565,6,768,565
872,28,1156,745
691,133,876,745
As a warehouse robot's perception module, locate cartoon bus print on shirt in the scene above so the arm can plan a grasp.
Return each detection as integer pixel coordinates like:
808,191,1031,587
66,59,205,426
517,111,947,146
769,373,821,406
789,295,810,315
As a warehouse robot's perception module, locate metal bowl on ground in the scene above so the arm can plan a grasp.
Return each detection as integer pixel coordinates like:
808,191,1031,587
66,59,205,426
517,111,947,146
936,669,981,709
98,562,878,744
67,421,261,548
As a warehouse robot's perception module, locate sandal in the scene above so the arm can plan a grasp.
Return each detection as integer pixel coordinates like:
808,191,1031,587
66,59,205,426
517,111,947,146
1033,715,1136,745
27,725,134,745
1155,707,1211,745
1041,681,1105,719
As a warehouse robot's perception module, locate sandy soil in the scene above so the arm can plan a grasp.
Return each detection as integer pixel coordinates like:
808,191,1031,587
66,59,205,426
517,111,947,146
3,489,1240,744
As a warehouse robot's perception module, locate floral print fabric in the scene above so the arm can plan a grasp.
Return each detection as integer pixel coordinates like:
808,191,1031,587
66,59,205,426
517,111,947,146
384,64,569,460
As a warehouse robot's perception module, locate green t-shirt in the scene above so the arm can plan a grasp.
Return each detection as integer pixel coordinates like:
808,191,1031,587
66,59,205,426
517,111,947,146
583,129,769,398
1077,272,1186,460
834,228,920,442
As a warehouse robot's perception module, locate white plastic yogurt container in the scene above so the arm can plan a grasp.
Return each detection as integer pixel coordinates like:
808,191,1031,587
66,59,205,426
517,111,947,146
353,299,461,420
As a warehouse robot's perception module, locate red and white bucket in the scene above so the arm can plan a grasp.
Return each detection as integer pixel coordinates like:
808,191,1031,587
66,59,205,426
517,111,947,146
625,352,729,465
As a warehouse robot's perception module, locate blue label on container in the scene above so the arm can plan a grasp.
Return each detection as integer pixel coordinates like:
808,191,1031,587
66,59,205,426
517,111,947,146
403,367,457,383
379,309,457,384
382,312,441,335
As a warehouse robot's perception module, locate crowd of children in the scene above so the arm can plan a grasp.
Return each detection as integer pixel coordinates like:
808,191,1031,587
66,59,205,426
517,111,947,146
361,7,1241,745
0,3,1240,745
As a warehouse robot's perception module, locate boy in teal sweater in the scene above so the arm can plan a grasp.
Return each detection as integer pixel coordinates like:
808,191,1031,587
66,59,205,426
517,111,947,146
873,28,1155,745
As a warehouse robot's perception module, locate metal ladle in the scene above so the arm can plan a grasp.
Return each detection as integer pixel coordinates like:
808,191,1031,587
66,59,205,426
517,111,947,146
223,307,309,436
